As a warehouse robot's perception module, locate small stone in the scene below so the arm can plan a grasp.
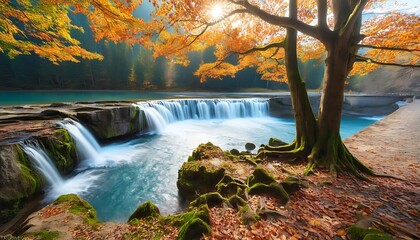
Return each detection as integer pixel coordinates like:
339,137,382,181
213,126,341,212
245,142,256,151
230,148,240,156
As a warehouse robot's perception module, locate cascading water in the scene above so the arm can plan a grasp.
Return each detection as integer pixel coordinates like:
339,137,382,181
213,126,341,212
135,98,269,133
57,119,102,162
21,141,101,202
22,142,64,187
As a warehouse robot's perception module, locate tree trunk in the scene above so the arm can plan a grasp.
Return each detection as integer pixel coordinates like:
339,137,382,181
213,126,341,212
260,0,317,160
307,39,373,177
285,28,317,157
259,0,373,178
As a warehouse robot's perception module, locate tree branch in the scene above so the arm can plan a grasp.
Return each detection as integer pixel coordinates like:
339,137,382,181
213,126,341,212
357,44,420,52
317,0,328,30
207,9,249,26
355,55,420,68
340,0,368,38
234,41,286,55
232,0,323,41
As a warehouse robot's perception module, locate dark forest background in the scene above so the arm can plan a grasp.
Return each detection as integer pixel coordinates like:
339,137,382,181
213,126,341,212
0,14,418,93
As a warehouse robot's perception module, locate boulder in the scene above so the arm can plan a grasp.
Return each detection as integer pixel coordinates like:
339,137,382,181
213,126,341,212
76,106,140,141
129,201,161,221
245,142,256,151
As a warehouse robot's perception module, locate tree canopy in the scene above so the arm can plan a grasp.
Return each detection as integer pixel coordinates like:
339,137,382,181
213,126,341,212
0,0,145,63
143,0,419,81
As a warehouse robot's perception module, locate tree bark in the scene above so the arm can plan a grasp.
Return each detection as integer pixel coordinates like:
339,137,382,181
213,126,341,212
260,0,317,159
259,0,374,178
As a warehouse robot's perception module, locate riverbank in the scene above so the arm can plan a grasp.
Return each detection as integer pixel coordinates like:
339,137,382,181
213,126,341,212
1,100,418,239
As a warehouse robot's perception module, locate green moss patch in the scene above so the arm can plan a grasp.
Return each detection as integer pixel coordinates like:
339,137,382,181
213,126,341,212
268,138,288,146
247,167,277,186
347,224,393,240
54,194,97,224
41,129,78,174
177,162,225,200
129,201,160,221
25,229,60,240
189,142,226,161
248,183,289,204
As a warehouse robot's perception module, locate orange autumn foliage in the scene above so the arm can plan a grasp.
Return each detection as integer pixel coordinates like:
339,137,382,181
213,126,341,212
1,0,418,76
143,0,419,82
0,0,145,64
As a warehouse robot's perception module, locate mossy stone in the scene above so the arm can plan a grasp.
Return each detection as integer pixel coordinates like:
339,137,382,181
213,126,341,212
54,194,97,224
129,201,161,221
177,218,211,240
239,205,258,225
247,167,276,187
248,183,289,204
268,138,288,146
363,233,393,240
190,192,225,208
245,143,256,151
216,182,246,197
177,162,225,200
347,225,392,240
228,195,247,209
190,142,225,161
41,129,78,175
230,148,240,156
281,176,307,193
25,230,60,240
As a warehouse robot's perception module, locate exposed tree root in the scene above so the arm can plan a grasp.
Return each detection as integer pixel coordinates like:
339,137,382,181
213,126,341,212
258,135,407,182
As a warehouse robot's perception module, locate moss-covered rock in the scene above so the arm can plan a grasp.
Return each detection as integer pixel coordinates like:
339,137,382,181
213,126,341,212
189,142,226,161
216,181,247,197
245,143,256,151
129,201,161,221
177,218,210,240
268,138,288,146
229,148,240,156
76,106,140,141
54,194,97,224
238,205,258,225
177,162,225,200
164,204,211,240
248,183,289,204
247,167,277,187
281,176,308,193
24,230,60,240
228,195,248,209
190,192,226,208
0,144,44,225
39,129,78,175
347,224,393,240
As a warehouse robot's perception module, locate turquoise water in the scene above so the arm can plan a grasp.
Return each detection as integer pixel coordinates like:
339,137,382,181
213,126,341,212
0,90,170,106
65,116,377,222
0,90,290,106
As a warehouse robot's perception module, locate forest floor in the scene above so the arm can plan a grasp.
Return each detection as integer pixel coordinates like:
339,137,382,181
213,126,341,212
17,100,420,240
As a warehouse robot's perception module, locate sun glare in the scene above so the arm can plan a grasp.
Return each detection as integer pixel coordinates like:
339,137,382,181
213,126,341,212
210,5,223,19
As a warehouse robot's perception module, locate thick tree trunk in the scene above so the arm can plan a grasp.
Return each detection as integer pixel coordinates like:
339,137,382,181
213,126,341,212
285,29,317,157
259,0,373,178
306,39,373,177
260,0,316,160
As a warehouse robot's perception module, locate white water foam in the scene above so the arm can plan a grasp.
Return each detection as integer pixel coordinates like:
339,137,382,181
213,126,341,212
21,141,101,202
134,98,269,133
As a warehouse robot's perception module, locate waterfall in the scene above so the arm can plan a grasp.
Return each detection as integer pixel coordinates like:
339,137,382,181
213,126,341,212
135,98,269,133
57,119,102,162
21,142,64,187
21,141,101,202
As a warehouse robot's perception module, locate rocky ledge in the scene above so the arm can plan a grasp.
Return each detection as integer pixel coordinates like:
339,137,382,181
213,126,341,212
0,101,142,225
